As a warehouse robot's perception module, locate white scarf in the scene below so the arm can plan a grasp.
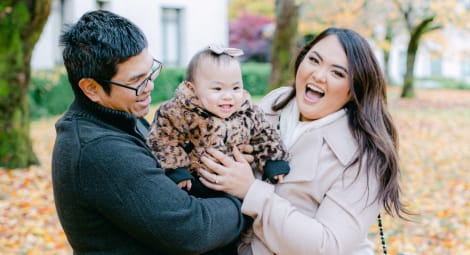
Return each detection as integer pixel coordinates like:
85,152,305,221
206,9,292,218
279,99,347,150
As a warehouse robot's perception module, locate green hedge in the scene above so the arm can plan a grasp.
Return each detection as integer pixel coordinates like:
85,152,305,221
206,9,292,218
415,76,470,90
28,62,272,120
241,62,272,95
152,66,186,102
29,67,73,120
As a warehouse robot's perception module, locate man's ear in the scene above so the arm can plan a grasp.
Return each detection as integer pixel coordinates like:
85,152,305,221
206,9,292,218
78,78,102,102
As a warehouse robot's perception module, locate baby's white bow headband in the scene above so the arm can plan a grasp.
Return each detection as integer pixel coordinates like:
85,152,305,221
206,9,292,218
208,44,244,57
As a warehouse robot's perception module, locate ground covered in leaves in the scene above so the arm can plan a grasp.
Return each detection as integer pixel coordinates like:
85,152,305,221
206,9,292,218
1,87,469,254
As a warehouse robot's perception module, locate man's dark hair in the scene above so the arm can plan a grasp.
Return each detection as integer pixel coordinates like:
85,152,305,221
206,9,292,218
60,10,148,96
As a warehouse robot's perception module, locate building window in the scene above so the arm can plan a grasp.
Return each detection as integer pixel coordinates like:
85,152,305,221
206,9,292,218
54,0,68,65
462,60,470,78
398,51,406,76
96,0,110,10
161,8,182,66
430,57,442,77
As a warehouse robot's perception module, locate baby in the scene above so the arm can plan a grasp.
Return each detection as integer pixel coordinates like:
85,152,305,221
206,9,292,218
147,45,290,191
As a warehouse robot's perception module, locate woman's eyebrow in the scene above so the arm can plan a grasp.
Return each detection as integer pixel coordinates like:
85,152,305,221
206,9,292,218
313,51,323,62
333,64,348,74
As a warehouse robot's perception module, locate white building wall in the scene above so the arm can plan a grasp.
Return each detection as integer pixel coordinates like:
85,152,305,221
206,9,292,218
31,1,60,69
415,49,430,77
105,0,162,62
441,28,470,81
31,1,470,85
388,37,406,84
388,28,470,85
31,0,228,69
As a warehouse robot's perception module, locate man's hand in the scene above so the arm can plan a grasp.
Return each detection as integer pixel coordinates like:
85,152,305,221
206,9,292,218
177,179,192,191
238,144,254,164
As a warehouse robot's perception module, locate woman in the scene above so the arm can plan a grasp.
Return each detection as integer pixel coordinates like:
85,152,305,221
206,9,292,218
198,27,408,255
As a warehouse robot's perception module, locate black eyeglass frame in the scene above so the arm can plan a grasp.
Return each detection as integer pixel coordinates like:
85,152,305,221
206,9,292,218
96,58,163,96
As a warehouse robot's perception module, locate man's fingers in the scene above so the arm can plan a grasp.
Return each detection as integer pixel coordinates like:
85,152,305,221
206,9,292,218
232,146,247,163
238,144,254,154
238,144,254,163
186,180,192,191
242,154,255,164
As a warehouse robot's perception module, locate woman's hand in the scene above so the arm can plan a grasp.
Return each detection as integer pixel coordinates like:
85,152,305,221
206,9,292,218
198,146,255,199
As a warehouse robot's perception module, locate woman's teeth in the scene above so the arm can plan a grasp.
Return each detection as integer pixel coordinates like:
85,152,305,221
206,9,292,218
307,84,325,97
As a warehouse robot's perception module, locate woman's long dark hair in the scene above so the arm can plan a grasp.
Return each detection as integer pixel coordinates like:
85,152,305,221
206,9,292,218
273,27,408,218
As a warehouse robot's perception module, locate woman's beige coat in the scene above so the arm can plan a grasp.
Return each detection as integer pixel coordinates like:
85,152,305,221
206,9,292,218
240,87,381,255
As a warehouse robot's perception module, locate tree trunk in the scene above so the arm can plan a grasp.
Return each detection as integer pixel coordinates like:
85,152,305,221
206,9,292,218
400,52,416,98
383,50,391,84
268,0,300,92
0,1,51,168
400,30,419,98
400,16,439,98
383,23,393,85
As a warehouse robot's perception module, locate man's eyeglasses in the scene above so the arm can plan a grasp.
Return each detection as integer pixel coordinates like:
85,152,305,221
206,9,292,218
97,59,163,96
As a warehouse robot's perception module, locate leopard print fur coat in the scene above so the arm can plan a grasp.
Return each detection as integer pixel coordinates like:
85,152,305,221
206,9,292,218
147,81,290,183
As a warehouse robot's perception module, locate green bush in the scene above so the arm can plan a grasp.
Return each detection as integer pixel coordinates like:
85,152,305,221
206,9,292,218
153,62,272,100
28,62,272,119
241,62,271,95
29,67,73,120
415,76,470,90
151,66,186,102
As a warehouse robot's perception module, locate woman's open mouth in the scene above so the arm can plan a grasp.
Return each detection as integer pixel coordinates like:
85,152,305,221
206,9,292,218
305,84,325,102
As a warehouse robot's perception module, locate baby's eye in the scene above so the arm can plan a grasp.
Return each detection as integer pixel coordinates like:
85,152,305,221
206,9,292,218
213,87,222,91
233,86,241,91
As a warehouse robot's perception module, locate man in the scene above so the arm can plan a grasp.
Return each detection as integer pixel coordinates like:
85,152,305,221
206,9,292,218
52,10,243,254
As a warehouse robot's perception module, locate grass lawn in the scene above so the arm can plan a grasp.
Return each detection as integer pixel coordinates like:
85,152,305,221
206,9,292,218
1,87,469,254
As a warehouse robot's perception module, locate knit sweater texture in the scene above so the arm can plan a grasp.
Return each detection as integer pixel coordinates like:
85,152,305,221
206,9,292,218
52,97,244,254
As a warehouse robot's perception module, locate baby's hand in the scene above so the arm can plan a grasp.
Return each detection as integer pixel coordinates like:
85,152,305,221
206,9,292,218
273,174,285,183
178,179,192,191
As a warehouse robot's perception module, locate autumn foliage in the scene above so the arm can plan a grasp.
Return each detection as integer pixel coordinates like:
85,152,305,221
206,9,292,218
229,13,273,62
1,87,470,254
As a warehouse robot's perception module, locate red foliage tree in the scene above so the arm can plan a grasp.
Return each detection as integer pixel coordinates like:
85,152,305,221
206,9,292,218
229,12,273,62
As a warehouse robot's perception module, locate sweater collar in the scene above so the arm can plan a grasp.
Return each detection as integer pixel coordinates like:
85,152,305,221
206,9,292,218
71,96,139,132
279,98,347,149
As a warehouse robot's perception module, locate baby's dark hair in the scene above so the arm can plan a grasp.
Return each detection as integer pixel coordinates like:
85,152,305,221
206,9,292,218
185,45,243,83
